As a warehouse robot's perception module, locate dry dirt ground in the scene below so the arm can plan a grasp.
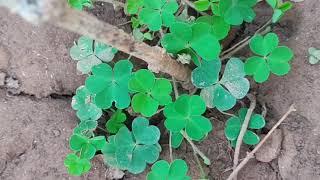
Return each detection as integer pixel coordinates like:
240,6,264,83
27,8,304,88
0,1,319,180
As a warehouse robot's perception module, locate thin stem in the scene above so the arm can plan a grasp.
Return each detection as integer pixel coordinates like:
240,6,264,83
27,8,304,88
193,149,206,179
96,126,108,133
227,104,296,180
181,0,209,16
169,132,173,162
219,110,236,117
232,94,256,180
181,131,211,165
220,36,250,56
96,0,124,7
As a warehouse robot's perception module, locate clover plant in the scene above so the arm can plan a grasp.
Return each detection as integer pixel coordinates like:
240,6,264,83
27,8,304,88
70,36,118,74
225,108,266,146
65,0,295,178
129,69,172,117
245,33,294,83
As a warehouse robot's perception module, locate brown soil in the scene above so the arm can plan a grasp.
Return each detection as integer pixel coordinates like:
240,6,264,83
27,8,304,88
0,1,319,180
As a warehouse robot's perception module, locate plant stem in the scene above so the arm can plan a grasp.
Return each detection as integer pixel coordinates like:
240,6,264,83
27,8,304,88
219,110,236,117
96,126,108,133
181,0,209,16
169,132,173,162
172,77,179,99
232,94,256,180
95,0,124,7
181,131,211,165
227,104,296,180
193,149,207,179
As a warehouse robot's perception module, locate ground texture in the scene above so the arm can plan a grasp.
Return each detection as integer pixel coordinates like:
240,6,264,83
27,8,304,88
0,1,319,180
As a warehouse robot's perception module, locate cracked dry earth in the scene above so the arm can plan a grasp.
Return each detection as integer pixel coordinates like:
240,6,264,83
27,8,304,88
0,1,320,180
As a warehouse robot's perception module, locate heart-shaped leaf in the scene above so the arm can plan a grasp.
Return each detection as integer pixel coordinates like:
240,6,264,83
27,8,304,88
191,60,221,88
106,110,127,134
147,159,191,180
64,153,91,176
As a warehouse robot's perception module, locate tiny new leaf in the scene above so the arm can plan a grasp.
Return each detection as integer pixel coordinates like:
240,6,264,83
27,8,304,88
70,36,118,74
71,86,102,121
161,21,221,61
85,60,133,109
225,108,265,146
164,95,212,140
106,109,127,134
129,69,172,117
73,120,98,138
147,159,191,180
245,33,294,83
102,117,161,174
193,58,249,111
64,153,91,176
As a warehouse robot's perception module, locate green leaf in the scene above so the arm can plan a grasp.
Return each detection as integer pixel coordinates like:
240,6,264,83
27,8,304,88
246,33,294,83
164,95,212,140
85,60,133,109
64,154,91,176
191,60,221,88
195,16,231,40
171,132,184,148
147,159,191,180
131,17,140,29
138,0,178,31
102,117,161,174
68,0,93,10
73,120,97,137
224,117,241,141
90,136,107,150
194,0,211,11
249,33,279,57
199,58,249,111
72,86,102,121
126,0,144,14
308,47,320,64
129,69,172,117
69,134,97,159
106,109,127,134
272,9,284,23
70,36,117,74
219,0,257,25
162,21,221,60
243,130,260,145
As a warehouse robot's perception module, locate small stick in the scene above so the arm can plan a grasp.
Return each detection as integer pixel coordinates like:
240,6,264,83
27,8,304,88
172,77,179,99
169,132,173,162
227,104,297,180
181,131,211,165
232,94,256,180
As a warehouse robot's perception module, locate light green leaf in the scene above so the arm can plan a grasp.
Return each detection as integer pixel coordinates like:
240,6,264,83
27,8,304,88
308,47,320,64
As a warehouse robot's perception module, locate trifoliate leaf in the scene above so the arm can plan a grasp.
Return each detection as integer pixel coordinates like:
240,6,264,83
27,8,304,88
147,159,191,180
245,33,294,83
71,86,102,121
308,47,320,64
69,134,106,159
85,60,133,109
131,17,141,29
224,108,265,146
102,117,161,174
64,153,91,176
161,22,221,60
73,120,98,138
197,58,250,111
195,15,231,40
129,69,172,117
70,36,118,74
139,0,179,31
106,109,127,134
164,95,212,140
68,0,93,10
219,0,257,25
